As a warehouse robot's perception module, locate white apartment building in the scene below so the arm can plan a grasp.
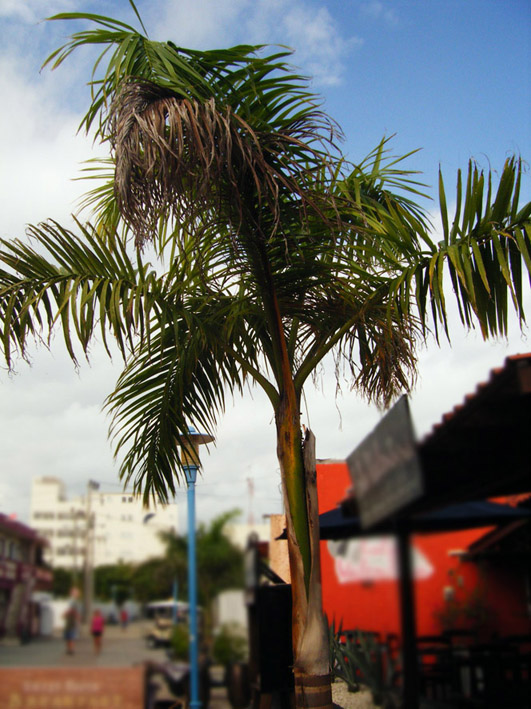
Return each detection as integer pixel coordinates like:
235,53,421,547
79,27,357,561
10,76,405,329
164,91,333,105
224,521,270,550
30,477,178,569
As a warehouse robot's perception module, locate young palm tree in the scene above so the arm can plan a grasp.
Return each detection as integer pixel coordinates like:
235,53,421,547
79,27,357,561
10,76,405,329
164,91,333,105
1,5,530,706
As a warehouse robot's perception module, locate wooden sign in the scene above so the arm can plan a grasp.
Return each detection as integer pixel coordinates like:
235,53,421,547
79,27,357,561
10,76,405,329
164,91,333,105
0,667,144,708
346,395,423,529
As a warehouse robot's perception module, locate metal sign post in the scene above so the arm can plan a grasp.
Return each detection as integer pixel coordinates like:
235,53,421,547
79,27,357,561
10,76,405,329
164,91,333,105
346,396,423,709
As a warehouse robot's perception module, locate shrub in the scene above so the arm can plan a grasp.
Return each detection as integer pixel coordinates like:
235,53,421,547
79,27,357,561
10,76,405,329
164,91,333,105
212,623,248,665
170,623,189,660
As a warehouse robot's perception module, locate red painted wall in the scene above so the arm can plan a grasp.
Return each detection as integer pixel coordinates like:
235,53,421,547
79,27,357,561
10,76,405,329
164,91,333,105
317,460,530,640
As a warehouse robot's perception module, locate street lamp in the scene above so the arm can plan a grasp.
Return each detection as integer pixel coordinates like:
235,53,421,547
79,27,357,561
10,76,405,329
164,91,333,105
177,426,214,709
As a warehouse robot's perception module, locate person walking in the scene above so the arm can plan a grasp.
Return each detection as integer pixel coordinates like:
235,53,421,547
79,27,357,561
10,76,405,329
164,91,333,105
90,608,105,655
63,601,79,655
120,606,128,631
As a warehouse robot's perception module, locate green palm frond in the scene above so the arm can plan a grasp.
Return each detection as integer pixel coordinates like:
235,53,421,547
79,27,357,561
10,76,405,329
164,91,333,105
105,295,267,502
386,157,531,340
75,158,124,239
0,219,161,365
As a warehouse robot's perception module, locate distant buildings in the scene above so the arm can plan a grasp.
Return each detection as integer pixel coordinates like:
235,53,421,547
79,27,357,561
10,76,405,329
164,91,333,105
30,477,178,569
0,513,52,638
224,521,270,550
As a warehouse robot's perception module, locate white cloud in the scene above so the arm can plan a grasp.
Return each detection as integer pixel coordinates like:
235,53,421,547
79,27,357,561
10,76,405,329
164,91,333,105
279,5,362,87
360,1,398,26
150,0,250,47
0,0,73,23
152,0,361,87
0,56,96,237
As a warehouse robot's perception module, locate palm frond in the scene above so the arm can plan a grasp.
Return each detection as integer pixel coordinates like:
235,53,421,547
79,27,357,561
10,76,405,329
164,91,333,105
0,219,160,366
388,157,531,340
43,13,343,246
109,81,333,246
105,300,258,502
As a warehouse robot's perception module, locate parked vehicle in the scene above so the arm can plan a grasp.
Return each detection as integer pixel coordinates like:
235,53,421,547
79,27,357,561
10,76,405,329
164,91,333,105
144,600,198,649
145,600,189,622
146,616,174,649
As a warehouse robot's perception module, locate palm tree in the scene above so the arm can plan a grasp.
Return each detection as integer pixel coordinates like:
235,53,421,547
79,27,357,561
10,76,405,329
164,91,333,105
1,5,530,706
160,510,245,608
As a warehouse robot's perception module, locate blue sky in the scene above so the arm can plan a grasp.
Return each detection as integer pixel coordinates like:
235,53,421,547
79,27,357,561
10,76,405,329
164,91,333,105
0,1,530,526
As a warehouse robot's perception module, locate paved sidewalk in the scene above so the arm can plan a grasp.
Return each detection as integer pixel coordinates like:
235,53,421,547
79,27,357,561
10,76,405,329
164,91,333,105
0,622,168,667
0,622,232,708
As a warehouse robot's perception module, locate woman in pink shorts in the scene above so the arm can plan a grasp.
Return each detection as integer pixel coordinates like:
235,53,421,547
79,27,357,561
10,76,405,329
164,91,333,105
90,608,105,654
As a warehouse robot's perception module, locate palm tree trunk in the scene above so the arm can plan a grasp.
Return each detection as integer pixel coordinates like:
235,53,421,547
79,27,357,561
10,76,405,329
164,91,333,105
276,400,332,709
248,230,332,708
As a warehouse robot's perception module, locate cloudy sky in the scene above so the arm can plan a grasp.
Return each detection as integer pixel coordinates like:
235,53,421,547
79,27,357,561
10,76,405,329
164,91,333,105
1,0,530,531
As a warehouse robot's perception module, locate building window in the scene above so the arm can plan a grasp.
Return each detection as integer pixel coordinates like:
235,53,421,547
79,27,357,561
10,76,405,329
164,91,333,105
57,545,78,556
57,529,74,537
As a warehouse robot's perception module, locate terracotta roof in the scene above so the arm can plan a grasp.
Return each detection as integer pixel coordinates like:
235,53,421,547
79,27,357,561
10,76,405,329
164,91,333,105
421,353,531,440
412,353,531,514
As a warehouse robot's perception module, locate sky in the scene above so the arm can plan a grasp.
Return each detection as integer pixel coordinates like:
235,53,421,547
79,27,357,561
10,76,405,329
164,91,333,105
0,0,530,531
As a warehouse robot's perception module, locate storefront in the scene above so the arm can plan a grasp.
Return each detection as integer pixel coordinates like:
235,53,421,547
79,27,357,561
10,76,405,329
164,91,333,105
0,514,52,639
319,353,531,707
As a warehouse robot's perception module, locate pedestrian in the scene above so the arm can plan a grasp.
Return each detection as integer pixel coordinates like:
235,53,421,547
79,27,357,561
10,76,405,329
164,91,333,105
63,601,79,655
120,606,129,630
91,608,105,655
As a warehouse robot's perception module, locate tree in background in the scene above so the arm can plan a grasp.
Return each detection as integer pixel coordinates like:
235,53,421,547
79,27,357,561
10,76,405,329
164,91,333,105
52,568,76,598
1,4,530,706
160,510,244,608
94,563,133,605
131,557,175,604
101,510,244,607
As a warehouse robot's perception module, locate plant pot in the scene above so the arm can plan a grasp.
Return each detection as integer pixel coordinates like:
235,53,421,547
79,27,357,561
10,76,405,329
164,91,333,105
225,661,251,709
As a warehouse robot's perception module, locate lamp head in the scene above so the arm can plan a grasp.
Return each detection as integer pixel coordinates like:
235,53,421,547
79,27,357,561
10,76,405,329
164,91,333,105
177,426,214,471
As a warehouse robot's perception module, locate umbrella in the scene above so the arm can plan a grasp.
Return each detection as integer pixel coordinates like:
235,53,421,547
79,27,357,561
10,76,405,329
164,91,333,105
318,498,531,539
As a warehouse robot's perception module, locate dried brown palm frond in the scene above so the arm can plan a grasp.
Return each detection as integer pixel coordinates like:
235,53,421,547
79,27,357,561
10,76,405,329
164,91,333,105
110,79,339,247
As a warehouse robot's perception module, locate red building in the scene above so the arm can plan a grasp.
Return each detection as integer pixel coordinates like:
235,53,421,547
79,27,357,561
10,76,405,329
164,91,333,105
317,459,531,641
316,355,531,643
0,514,52,640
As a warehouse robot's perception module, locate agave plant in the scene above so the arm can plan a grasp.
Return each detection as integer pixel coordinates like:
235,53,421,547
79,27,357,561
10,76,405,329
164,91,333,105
329,621,399,707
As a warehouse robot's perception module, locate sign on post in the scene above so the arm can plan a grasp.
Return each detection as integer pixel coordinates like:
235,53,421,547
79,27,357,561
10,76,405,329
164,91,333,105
346,396,423,529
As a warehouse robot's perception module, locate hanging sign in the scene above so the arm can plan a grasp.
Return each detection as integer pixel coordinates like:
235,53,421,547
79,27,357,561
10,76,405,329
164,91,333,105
346,396,423,529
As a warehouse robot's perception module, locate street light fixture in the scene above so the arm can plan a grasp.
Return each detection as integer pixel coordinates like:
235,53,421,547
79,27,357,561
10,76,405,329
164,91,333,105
177,426,214,709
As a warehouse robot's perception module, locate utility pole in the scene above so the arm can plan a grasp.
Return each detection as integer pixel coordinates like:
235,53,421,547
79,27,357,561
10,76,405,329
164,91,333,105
247,477,254,526
71,506,79,587
83,480,99,623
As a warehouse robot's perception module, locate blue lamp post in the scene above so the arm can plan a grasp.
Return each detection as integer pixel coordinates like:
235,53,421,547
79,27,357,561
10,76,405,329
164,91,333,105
178,426,213,709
